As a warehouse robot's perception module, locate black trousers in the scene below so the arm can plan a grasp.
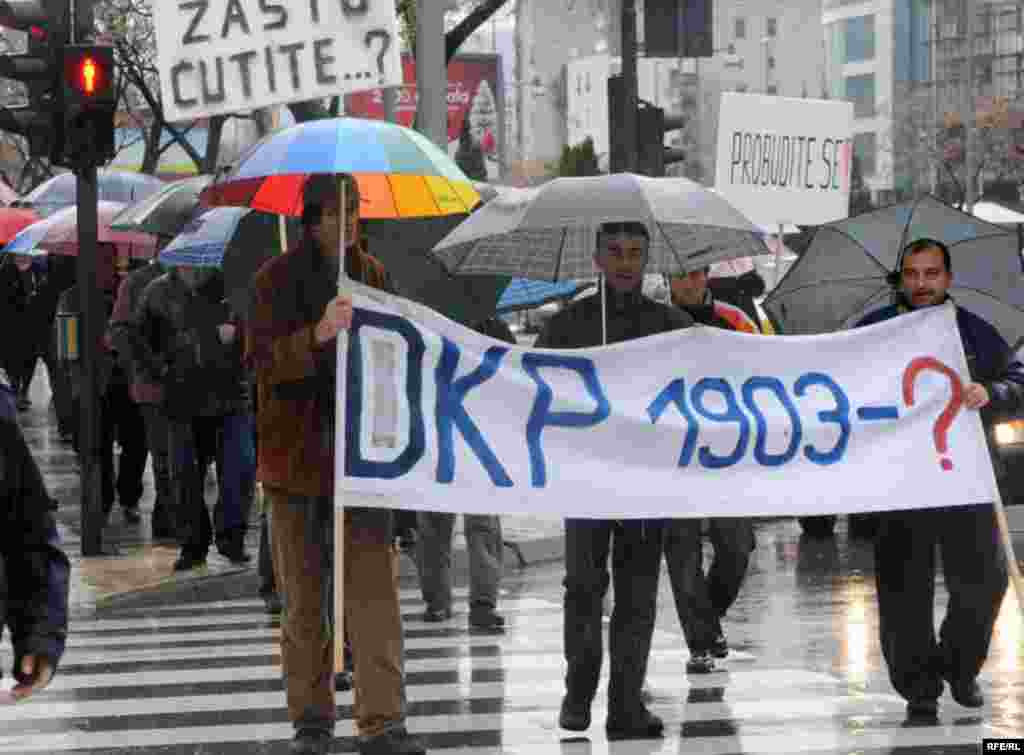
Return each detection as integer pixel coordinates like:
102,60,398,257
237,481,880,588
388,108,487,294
169,416,221,556
563,518,665,717
99,382,148,512
874,504,1008,703
665,517,755,653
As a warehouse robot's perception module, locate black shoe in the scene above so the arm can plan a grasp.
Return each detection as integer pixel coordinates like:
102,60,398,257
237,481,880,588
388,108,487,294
469,604,505,631
905,698,939,721
711,632,729,659
122,507,141,525
558,696,591,731
261,592,283,614
16,396,30,411
335,670,353,691
606,709,664,741
290,728,332,755
946,677,984,708
422,606,452,622
686,651,716,674
152,519,176,540
217,533,252,565
173,551,207,572
358,727,426,755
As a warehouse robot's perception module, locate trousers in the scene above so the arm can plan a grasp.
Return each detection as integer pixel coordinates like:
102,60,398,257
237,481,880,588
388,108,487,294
416,512,502,611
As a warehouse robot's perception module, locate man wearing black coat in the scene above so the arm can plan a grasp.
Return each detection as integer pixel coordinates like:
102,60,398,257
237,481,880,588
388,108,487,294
0,411,70,702
536,221,692,740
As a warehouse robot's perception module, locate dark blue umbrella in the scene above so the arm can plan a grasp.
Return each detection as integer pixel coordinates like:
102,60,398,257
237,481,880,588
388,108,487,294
496,278,591,313
13,170,166,217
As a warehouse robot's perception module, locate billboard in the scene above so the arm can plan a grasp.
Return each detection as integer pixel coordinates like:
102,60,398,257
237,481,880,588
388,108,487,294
344,53,505,182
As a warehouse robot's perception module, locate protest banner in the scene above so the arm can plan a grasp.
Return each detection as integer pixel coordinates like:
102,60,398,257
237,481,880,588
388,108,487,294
153,0,402,122
714,93,854,230
339,284,1000,519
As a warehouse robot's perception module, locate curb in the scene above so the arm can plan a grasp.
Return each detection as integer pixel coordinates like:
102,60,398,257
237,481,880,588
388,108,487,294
95,534,565,612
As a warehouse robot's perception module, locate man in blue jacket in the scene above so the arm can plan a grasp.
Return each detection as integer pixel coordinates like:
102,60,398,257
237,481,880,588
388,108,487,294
858,237,1023,721
0,411,70,702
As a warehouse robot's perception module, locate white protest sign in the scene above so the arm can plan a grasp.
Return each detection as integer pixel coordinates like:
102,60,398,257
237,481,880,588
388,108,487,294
715,93,854,228
340,285,999,519
153,0,402,123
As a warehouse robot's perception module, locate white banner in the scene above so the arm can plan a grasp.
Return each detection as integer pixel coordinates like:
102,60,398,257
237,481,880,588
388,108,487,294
714,93,854,229
339,286,999,519
154,0,402,123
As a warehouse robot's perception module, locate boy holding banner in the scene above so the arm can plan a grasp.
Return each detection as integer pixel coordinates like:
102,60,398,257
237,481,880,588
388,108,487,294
536,221,692,740
858,238,1024,721
247,174,424,755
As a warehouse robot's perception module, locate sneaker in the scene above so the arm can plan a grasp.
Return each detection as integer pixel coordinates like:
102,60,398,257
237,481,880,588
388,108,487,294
905,698,939,721
605,708,664,741
217,533,252,565
358,727,426,755
558,695,591,731
422,606,452,622
290,728,332,755
469,604,505,631
335,670,353,691
946,676,983,708
686,651,716,674
710,632,729,659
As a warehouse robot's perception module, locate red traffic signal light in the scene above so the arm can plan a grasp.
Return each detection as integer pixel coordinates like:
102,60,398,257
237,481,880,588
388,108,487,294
62,45,114,103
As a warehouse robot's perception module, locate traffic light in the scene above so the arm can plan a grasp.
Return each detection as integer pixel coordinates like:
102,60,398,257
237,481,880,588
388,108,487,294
609,75,688,177
0,0,65,159
55,44,116,168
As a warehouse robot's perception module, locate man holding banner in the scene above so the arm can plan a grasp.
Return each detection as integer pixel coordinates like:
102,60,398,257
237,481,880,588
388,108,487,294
247,174,424,755
536,221,692,740
858,238,1024,720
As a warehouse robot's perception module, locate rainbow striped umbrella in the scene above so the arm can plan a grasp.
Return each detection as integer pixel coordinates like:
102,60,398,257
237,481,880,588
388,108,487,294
201,117,480,219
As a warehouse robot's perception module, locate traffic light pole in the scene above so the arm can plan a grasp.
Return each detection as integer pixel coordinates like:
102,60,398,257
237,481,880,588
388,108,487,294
76,163,106,556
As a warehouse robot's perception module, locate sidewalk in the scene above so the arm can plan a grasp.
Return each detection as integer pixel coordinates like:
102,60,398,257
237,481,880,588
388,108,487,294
17,371,565,616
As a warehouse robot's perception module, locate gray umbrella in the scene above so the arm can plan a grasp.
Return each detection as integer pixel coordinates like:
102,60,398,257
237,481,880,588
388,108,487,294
763,195,1024,345
110,175,213,238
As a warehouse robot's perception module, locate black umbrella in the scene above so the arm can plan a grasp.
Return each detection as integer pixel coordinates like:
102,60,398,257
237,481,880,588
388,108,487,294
110,175,213,238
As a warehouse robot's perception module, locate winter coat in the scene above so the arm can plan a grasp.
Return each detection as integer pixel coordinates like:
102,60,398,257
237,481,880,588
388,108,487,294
133,270,250,420
0,417,70,682
107,262,167,405
246,236,395,544
535,282,693,349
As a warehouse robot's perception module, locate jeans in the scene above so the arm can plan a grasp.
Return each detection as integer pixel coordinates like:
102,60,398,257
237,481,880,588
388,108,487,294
416,512,502,612
219,412,255,537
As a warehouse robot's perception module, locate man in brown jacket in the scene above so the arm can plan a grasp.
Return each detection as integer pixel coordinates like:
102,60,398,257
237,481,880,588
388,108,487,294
247,173,425,755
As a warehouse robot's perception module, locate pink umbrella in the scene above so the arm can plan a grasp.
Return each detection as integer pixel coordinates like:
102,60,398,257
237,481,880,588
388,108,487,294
3,201,158,260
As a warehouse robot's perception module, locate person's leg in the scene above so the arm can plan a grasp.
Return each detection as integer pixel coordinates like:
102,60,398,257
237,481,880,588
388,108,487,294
98,390,116,517
561,518,613,728
465,513,503,628
217,412,255,562
874,510,943,708
168,418,207,567
664,518,716,667
607,520,665,735
266,489,336,742
113,386,148,515
193,416,219,557
937,504,1009,706
416,511,456,619
705,517,755,653
141,404,174,537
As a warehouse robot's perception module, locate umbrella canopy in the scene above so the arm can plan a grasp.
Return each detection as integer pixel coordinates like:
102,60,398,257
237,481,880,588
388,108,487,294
2,201,158,259
496,278,593,313
972,200,1024,225
13,170,166,218
110,175,213,237
201,117,480,219
763,195,1024,345
431,173,765,280
159,207,297,319
0,208,40,245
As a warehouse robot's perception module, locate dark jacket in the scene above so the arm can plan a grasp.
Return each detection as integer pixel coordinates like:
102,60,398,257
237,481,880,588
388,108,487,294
471,316,517,345
246,236,395,543
56,284,123,400
0,417,70,681
134,270,250,420
108,262,167,405
535,284,693,349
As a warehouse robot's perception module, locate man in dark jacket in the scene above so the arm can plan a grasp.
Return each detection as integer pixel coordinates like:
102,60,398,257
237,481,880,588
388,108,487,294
662,267,758,674
134,266,254,570
247,173,424,755
536,221,692,740
0,413,70,703
857,238,1024,721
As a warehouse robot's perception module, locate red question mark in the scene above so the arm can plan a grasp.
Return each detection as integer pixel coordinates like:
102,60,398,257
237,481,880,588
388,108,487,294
902,356,964,471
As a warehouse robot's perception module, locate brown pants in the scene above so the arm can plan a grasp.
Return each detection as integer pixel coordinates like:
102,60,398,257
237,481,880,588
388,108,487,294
266,488,406,737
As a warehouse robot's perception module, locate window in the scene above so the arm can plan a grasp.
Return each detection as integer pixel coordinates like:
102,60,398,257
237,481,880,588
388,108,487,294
844,15,875,62
845,74,876,117
766,17,777,37
853,132,877,176
768,55,776,70
735,17,746,39
767,84,778,95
